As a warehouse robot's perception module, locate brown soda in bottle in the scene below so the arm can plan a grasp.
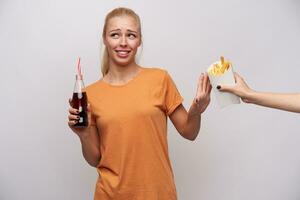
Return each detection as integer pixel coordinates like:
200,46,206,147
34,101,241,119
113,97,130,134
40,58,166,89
71,74,88,127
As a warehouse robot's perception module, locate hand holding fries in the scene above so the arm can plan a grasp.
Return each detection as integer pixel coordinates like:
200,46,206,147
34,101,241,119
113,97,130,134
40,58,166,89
217,72,253,103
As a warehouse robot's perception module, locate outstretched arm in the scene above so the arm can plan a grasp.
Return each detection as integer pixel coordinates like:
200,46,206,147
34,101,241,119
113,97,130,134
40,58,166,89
169,73,212,141
218,73,300,113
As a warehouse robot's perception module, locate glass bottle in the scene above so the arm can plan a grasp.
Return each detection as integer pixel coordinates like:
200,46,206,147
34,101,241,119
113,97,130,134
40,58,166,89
71,74,88,127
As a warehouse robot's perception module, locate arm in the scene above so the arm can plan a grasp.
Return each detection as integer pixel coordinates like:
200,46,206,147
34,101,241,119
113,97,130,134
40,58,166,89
249,92,300,113
218,73,300,113
68,102,101,167
169,73,212,141
78,126,101,167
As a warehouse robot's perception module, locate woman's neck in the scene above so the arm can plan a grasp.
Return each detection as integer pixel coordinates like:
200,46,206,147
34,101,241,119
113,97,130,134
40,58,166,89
104,62,141,85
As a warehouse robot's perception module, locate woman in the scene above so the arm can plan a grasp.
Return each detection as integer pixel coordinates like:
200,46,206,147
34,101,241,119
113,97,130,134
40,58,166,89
217,73,300,113
68,7,211,199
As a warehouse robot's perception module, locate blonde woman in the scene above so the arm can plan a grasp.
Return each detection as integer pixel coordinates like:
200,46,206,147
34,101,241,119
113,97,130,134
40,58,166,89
68,7,211,200
217,73,300,113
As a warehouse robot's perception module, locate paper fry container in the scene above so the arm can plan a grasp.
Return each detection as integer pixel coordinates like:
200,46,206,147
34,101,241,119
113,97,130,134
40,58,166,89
207,64,240,108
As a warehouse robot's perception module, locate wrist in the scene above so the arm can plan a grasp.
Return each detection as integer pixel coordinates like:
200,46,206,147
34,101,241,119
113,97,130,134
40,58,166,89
189,100,202,116
244,90,257,104
78,129,92,141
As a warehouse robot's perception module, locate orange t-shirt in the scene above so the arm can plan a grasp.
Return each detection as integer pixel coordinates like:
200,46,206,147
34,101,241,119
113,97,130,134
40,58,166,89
86,67,183,200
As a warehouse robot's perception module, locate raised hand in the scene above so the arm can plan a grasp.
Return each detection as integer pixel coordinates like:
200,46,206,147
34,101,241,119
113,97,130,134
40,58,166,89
194,73,212,113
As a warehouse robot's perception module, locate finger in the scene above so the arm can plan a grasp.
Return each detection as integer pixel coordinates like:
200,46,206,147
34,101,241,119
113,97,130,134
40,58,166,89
202,73,208,92
234,73,245,83
69,107,79,115
68,120,78,126
232,72,237,82
234,72,246,82
199,73,204,92
206,73,211,84
196,73,204,98
234,72,242,79
69,98,73,107
207,83,212,94
205,74,211,93
217,84,235,92
68,114,79,121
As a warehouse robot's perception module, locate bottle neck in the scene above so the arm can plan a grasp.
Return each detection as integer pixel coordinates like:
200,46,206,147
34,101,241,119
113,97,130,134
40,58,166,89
76,74,83,80
74,75,85,93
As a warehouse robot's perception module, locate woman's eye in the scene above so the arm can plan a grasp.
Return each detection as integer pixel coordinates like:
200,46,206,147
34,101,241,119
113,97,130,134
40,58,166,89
110,33,119,38
128,34,137,39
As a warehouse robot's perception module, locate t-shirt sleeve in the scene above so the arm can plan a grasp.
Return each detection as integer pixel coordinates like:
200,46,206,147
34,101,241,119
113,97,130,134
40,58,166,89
163,71,184,116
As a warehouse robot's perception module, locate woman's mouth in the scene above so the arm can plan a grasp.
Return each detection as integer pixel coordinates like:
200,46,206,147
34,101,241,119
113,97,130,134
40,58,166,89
115,49,131,58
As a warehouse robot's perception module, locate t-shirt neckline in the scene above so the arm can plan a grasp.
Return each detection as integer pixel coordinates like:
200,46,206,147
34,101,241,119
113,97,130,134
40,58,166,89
99,67,145,88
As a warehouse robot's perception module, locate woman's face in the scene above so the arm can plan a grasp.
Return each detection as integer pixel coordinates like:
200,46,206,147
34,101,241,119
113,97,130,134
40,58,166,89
104,16,141,67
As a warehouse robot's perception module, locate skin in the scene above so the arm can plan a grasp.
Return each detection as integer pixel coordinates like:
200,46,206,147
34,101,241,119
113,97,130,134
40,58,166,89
218,73,300,113
68,15,212,167
68,101,100,167
170,73,212,141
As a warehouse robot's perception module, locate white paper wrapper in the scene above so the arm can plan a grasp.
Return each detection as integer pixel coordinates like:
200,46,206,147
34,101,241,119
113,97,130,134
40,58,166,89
207,63,240,108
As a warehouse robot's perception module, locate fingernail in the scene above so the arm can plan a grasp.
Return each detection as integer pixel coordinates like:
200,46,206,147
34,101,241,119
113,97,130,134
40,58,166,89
216,85,221,89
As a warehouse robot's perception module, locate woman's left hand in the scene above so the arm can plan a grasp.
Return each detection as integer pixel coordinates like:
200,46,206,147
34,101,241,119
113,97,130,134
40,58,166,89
194,73,212,114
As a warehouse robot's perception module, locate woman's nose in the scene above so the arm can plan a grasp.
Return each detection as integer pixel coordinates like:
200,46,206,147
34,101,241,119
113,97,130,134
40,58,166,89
120,36,127,46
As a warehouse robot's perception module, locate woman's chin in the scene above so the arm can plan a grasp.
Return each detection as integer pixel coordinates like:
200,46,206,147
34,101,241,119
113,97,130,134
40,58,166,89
113,58,135,67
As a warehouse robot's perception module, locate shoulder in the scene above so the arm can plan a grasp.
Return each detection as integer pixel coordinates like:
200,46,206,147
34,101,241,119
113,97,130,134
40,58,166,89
142,67,169,81
143,67,167,74
85,80,102,95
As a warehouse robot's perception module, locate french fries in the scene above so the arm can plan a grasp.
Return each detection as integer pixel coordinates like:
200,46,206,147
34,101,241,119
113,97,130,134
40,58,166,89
208,56,231,76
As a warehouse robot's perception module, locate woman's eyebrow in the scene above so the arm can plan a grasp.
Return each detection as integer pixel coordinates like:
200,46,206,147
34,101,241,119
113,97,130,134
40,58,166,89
127,30,138,34
109,29,121,33
108,29,138,34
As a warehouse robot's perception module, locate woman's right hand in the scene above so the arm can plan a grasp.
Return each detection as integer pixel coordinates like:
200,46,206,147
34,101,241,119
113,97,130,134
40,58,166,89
68,99,101,167
68,99,92,138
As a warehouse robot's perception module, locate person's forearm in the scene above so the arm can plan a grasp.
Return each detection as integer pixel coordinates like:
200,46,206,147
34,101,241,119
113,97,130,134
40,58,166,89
79,128,101,167
247,92,300,113
182,103,201,141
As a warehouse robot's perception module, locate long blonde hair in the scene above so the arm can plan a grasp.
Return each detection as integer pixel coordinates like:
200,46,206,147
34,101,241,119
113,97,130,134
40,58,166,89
101,7,142,76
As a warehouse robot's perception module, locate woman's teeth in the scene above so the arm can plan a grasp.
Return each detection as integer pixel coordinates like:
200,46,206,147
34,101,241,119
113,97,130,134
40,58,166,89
116,50,130,56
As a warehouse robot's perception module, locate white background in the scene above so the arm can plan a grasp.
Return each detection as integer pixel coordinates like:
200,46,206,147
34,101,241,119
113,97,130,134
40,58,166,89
1,0,300,199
